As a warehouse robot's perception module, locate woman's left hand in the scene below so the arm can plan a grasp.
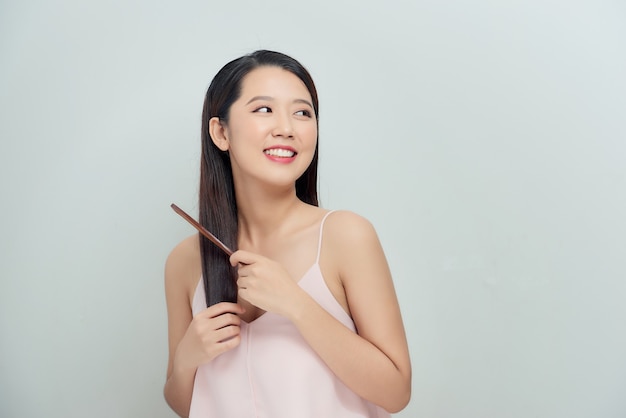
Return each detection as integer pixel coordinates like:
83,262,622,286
230,250,304,318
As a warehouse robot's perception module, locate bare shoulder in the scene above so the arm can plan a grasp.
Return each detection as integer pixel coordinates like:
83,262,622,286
321,210,387,281
166,234,201,271
323,210,379,248
164,234,202,298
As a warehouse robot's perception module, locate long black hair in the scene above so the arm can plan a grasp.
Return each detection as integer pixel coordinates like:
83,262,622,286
199,50,320,306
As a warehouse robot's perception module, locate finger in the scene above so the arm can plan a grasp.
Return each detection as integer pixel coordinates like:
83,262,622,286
230,250,259,267
198,302,245,319
237,277,256,292
211,312,242,330
238,287,251,302
214,325,241,343
236,264,250,278
214,334,241,355
236,276,247,288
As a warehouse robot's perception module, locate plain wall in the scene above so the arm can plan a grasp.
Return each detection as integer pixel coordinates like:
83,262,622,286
1,1,625,417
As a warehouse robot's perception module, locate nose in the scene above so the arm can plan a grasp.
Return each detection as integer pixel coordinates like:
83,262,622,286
272,111,294,138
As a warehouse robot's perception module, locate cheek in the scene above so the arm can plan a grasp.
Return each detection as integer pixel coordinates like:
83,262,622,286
302,125,318,146
227,114,269,140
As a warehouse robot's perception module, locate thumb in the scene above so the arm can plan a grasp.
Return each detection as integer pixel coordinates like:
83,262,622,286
229,249,256,267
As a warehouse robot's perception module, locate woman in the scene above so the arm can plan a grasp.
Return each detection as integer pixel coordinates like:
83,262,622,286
164,50,411,417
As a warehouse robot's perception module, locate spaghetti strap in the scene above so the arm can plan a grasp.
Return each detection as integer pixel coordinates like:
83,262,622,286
190,207,391,417
315,210,335,264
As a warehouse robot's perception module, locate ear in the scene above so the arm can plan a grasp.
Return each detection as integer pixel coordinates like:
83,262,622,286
209,117,230,151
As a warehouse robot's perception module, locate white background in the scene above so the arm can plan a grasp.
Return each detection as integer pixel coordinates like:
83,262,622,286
1,1,625,417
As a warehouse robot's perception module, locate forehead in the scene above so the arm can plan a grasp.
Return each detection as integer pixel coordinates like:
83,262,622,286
239,66,312,101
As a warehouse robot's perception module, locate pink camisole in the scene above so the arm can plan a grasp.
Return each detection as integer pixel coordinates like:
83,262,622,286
189,211,390,418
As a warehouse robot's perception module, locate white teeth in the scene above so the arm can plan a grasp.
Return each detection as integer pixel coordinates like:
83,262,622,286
264,148,295,157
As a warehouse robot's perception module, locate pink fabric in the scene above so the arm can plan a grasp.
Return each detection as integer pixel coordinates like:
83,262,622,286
189,211,390,418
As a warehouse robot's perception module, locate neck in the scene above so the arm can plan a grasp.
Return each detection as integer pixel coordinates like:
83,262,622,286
235,183,304,248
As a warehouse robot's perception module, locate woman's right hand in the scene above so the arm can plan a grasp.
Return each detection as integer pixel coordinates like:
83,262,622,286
173,302,245,372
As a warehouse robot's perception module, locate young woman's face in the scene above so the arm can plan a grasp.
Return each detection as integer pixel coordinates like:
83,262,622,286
213,66,318,189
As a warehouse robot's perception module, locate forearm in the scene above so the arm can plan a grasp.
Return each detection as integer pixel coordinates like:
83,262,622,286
287,293,411,412
163,364,196,418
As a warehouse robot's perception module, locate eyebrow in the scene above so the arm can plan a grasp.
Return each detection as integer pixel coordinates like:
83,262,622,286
246,95,314,109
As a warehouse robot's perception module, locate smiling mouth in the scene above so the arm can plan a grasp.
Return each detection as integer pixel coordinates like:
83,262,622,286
264,148,296,158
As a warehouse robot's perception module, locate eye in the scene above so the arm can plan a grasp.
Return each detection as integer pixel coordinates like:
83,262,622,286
254,106,271,113
295,109,312,117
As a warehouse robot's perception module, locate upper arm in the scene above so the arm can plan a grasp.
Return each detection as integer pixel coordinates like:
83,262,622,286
164,234,201,378
327,212,411,376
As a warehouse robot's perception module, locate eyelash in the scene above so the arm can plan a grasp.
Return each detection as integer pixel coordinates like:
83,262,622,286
253,107,312,118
